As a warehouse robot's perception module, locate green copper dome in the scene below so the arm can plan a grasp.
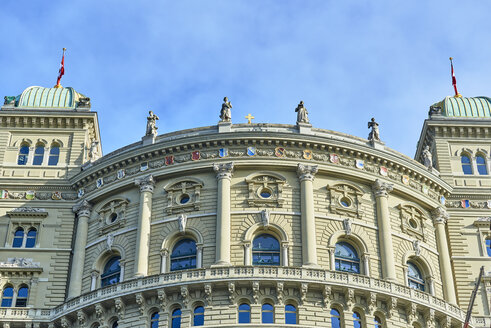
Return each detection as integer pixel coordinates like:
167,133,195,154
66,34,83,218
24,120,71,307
434,96,491,118
7,86,90,109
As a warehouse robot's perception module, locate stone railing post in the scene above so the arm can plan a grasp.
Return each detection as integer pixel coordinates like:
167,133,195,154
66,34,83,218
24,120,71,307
372,179,396,281
134,174,155,277
67,200,92,299
432,207,457,304
213,162,234,266
297,164,319,268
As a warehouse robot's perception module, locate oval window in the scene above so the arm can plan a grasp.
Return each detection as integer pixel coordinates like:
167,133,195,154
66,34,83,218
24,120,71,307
180,194,190,204
340,197,351,207
109,212,118,223
409,218,418,229
260,188,272,199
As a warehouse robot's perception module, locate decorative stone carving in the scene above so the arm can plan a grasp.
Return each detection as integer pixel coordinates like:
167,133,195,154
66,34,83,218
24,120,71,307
407,303,417,325
368,117,380,142
145,110,159,136
343,218,352,236
413,240,421,256
387,297,397,318
98,198,129,235
0,258,40,268
276,282,284,305
178,214,187,233
60,316,70,328
181,286,190,308
88,140,100,162
425,308,435,328
135,293,145,315
398,204,428,242
220,97,232,122
204,284,212,304
4,95,16,105
115,297,125,319
327,183,364,219
78,97,91,108
372,179,393,197
300,283,308,304
432,207,449,225
106,233,115,251
10,207,46,213
252,281,260,303
297,164,318,181
95,303,105,325
422,145,433,169
77,310,87,327
246,173,286,207
295,101,309,124
213,162,234,179
135,174,155,193
164,179,203,214
368,292,377,315
346,288,354,311
261,209,270,227
73,200,92,217
157,289,167,310
228,282,235,303
323,285,332,308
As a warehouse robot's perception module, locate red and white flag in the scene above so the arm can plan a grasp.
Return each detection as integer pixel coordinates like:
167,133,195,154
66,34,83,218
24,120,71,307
450,57,460,97
56,48,66,87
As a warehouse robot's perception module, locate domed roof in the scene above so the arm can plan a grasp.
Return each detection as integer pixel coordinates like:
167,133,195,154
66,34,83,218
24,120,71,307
13,86,89,109
434,96,491,118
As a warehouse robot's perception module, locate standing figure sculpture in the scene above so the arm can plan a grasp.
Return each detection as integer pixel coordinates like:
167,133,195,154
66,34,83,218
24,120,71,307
367,117,380,142
295,101,309,124
88,140,100,162
220,97,232,122
146,110,159,136
422,145,433,169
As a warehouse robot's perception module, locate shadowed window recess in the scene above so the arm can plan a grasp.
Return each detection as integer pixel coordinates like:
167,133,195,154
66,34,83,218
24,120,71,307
334,242,360,274
252,234,280,266
170,239,197,271
101,256,121,287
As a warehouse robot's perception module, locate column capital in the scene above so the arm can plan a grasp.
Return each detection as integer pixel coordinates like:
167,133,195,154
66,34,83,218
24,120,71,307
372,179,393,197
432,206,449,225
135,174,155,193
160,248,169,257
213,162,234,179
73,200,92,217
297,164,318,181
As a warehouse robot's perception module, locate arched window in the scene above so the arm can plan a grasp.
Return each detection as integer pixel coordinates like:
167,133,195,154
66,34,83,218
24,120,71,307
33,143,45,165
15,285,28,307
374,316,383,328
1,286,14,307
13,228,24,248
48,144,60,166
101,256,121,287
407,262,425,291
170,239,197,271
353,311,362,328
171,308,182,328
252,234,280,265
193,306,204,326
150,312,159,328
330,308,341,328
285,304,297,324
461,155,473,175
18,144,29,165
112,321,118,328
477,155,488,175
262,303,274,323
334,242,360,274
25,228,37,248
238,303,251,323
486,238,491,257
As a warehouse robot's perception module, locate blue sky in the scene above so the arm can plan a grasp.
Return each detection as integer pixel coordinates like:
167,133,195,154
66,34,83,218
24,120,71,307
1,1,490,158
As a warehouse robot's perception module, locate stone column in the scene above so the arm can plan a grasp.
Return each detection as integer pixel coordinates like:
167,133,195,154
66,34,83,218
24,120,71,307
160,249,169,274
432,207,457,304
213,162,234,266
197,245,203,269
281,243,289,266
297,164,319,268
134,175,155,277
90,270,99,291
362,254,370,276
244,243,251,265
372,179,396,281
67,200,92,299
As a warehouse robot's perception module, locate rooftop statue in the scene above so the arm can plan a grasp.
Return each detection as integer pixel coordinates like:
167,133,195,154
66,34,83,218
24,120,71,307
368,117,380,142
146,110,159,136
220,97,232,122
422,145,433,169
88,140,100,162
295,101,309,124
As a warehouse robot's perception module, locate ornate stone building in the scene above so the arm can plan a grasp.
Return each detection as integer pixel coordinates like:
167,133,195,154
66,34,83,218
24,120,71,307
0,86,490,328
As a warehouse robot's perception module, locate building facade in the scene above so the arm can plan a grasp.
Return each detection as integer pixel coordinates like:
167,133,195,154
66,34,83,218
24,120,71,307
0,86,490,328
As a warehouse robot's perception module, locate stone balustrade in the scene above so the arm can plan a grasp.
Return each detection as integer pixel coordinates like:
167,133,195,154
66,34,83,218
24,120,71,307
0,266,467,324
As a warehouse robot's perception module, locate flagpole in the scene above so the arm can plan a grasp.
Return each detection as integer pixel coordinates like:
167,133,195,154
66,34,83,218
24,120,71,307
449,57,461,97
54,48,66,88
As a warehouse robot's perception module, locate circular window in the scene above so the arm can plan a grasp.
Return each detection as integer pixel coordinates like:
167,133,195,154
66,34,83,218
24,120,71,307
109,212,118,223
409,219,418,229
340,197,351,208
179,194,190,204
259,188,272,199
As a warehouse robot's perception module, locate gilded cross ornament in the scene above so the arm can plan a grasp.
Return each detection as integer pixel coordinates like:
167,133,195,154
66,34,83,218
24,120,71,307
245,113,255,124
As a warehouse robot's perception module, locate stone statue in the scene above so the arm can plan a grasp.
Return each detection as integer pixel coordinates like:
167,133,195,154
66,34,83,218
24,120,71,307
88,140,100,162
422,145,433,169
4,96,15,105
106,233,114,250
178,214,187,233
220,97,232,122
295,101,309,124
261,209,270,227
343,218,352,236
367,118,380,142
146,110,159,136
413,240,421,256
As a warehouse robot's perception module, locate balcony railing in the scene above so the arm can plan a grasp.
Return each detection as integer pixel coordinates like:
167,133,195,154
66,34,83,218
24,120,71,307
0,266,468,323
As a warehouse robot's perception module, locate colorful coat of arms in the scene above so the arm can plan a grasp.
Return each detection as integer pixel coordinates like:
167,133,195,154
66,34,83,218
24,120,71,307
192,151,201,161
275,147,285,157
303,149,312,160
379,166,388,176
165,155,174,165
219,148,229,158
247,147,256,156
330,153,340,164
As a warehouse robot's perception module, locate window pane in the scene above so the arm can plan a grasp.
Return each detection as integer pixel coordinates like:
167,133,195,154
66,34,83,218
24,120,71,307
13,228,24,248
285,304,297,324
330,308,341,328
101,256,121,287
151,312,159,328
194,306,205,326
461,156,472,174
172,309,182,328
238,303,251,323
48,146,60,165
407,262,425,291
353,312,362,328
33,145,44,165
1,287,13,307
253,234,280,266
26,229,37,248
262,303,274,323
15,287,28,307
112,321,118,328
374,316,382,328
171,239,197,271
477,156,488,175
18,145,29,165
334,242,360,273
486,239,491,257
